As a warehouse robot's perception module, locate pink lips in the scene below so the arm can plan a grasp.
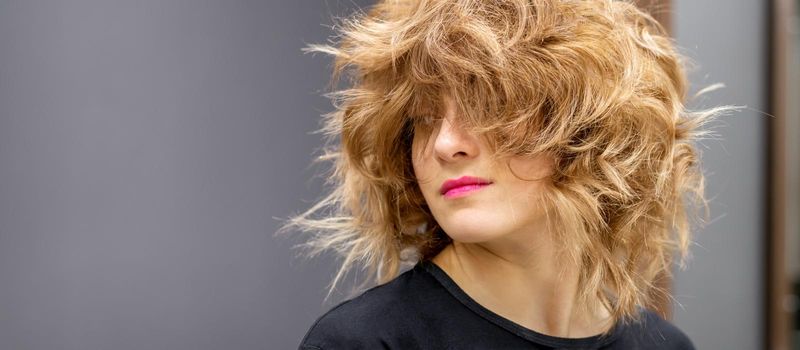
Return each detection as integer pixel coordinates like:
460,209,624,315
440,176,492,198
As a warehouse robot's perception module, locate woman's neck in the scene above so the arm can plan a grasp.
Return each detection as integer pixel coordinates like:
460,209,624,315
431,238,614,338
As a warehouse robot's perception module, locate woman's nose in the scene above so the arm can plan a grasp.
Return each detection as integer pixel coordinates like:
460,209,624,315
433,115,480,163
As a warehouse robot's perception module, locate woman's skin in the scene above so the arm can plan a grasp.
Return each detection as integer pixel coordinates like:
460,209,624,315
411,93,614,338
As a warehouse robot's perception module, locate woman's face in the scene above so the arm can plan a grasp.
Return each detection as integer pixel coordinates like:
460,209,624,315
411,95,555,245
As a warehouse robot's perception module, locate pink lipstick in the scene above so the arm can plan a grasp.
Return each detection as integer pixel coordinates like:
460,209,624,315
440,176,492,199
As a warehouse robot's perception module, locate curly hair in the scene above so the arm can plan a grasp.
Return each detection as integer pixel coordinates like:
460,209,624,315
277,0,734,329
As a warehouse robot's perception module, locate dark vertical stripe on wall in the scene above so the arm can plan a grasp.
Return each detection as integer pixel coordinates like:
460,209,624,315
767,0,792,349
634,0,672,35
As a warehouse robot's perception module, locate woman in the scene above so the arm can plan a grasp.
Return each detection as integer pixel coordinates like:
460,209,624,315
279,0,731,348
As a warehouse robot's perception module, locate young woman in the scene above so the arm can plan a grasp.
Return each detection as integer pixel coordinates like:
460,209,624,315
279,0,731,348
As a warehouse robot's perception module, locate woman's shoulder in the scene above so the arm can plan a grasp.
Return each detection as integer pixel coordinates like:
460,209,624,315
297,263,434,350
613,307,696,350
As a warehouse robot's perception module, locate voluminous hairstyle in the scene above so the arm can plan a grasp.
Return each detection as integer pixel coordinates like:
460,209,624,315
278,0,734,329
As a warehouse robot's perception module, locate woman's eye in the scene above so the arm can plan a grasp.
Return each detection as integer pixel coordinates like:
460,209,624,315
410,116,433,135
416,115,438,126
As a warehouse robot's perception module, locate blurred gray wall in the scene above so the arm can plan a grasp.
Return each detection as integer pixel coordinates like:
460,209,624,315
0,1,370,349
671,1,767,349
0,1,767,349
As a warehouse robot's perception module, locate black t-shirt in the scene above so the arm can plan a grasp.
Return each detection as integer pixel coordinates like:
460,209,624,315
298,260,695,349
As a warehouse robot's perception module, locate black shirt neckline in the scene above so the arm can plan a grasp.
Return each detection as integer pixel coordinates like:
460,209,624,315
416,260,623,348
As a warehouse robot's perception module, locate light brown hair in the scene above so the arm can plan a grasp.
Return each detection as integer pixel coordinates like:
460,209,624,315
277,0,734,329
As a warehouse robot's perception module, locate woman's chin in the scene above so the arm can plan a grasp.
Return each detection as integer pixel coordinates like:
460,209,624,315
440,223,503,244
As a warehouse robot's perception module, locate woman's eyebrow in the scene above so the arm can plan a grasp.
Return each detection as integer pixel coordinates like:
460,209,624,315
415,103,439,114
408,106,433,118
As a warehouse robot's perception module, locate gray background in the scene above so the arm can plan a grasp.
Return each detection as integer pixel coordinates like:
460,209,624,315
671,1,766,349
0,1,766,349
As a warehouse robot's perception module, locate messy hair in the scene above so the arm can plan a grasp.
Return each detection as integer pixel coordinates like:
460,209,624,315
277,0,733,329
